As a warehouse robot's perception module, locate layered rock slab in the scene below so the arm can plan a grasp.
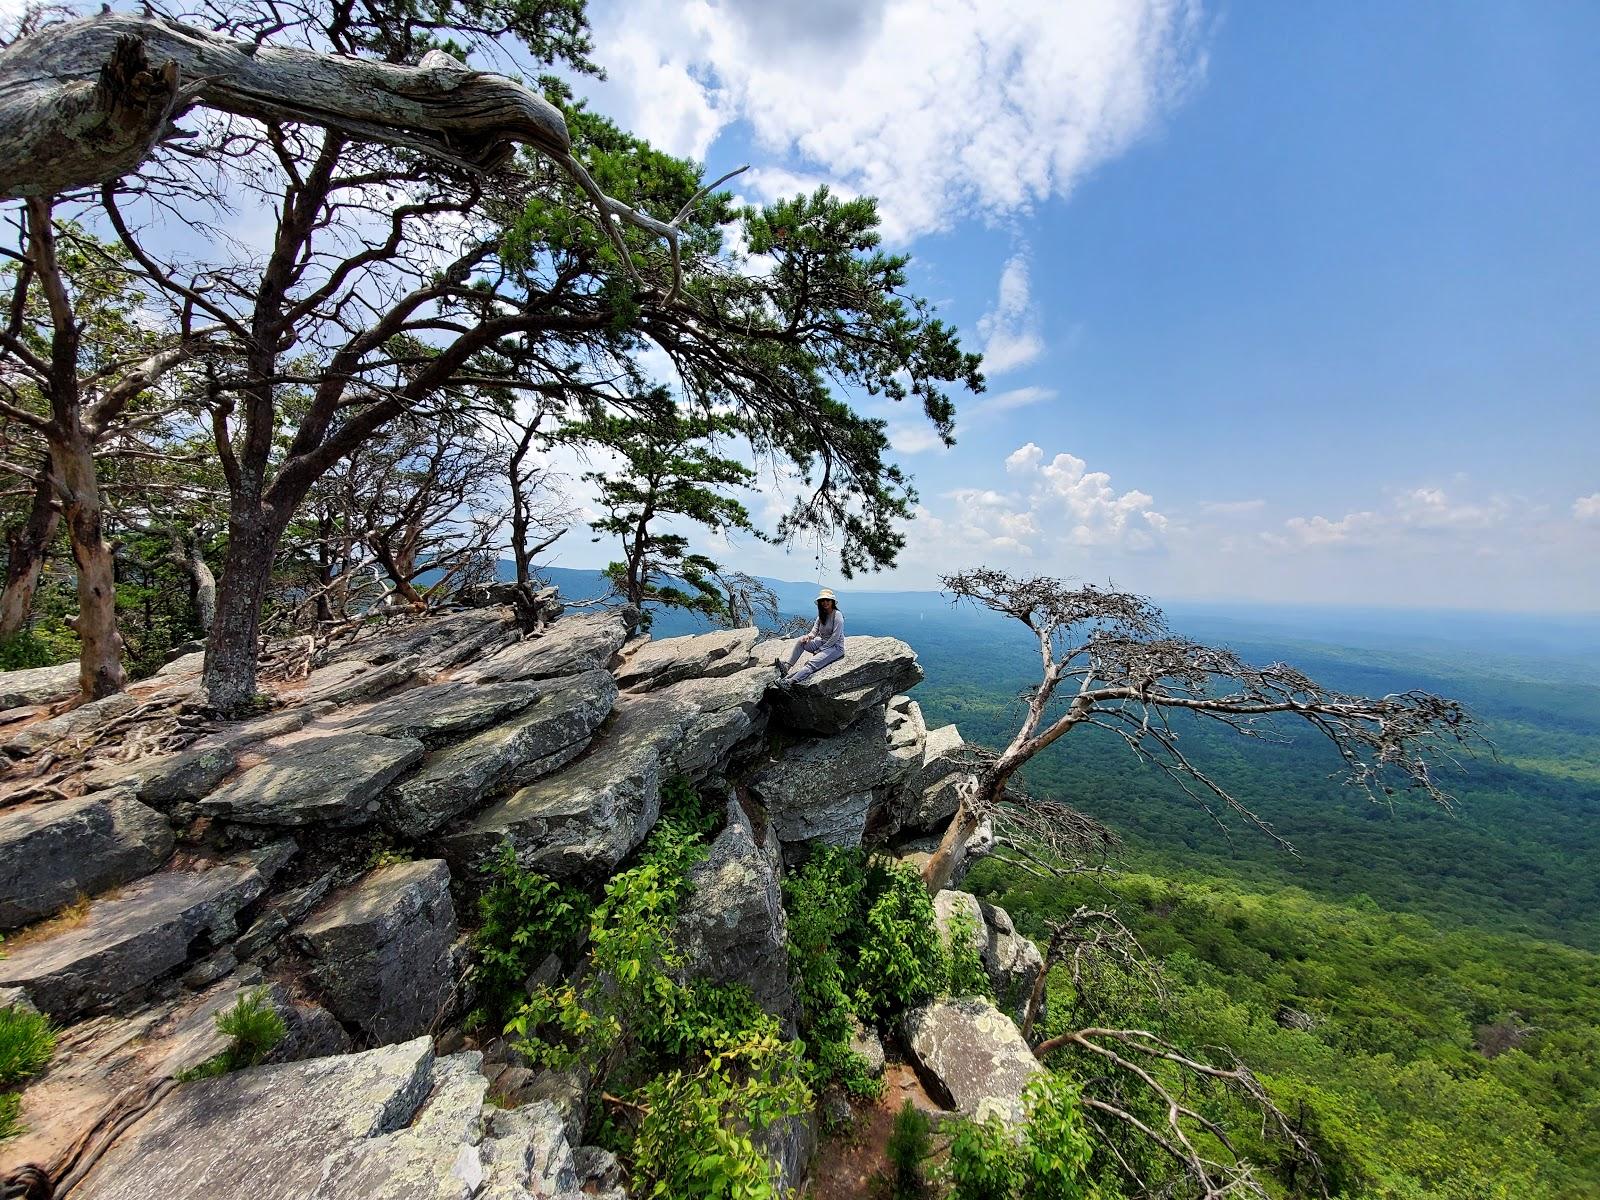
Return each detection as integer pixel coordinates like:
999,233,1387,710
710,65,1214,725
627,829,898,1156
765,635,923,734
933,890,1044,1024
0,661,77,710
0,791,174,929
385,668,616,836
319,678,540,747
458,610,629,685
443,664,774,881
295,858,460,1044
0,845,292,1020
199,732,423,826
615,626,759,692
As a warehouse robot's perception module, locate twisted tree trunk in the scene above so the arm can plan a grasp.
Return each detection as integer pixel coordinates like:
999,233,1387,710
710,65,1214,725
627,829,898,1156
0,463,60,642
0,11,571,200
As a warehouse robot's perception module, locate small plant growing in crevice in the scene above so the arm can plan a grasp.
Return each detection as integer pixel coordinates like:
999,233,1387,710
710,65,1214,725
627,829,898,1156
886,1099,934,1198
177,988,287,1080
947,1073,1095,1200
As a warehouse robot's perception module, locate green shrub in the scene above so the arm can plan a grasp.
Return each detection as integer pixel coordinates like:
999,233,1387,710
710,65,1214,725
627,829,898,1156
178,988,287,1080
659,775,721,840
0,1005,55,1087
887,1099,933,1198
852,858,947,1023
0,624,76,670
0,1092,21,1143
944,907,994,1000
947,1074,1096,1200
509,812,811,1200
468,841,591,1032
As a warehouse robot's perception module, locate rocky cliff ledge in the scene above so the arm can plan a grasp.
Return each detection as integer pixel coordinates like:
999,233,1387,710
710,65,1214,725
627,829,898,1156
0,602,1035,1197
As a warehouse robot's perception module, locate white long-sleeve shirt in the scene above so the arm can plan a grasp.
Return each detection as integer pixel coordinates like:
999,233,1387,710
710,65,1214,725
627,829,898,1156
806,610,844,651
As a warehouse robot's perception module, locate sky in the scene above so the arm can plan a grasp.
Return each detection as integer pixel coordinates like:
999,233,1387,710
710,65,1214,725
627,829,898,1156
559,0,1600,612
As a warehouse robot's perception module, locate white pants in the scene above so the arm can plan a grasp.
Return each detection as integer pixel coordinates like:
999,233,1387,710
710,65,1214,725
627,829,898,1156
785,637,844,683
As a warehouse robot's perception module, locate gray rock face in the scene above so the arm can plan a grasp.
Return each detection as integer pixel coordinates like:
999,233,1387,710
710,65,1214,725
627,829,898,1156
672,805,797,1029
891,721,969,835
616,627,759,692
766,636,924,734
385,669,616,836
4,690,141,756
81,709,320,805
0,791,174,929
0,661,78,710
200,732,424,826
0,845,293,1020
70,1036,463,1200
749,704,913,855
442,695,673,882
977,900,1045,1025
903,996,1043,1128
325,606,522,674
654,663,775,780
459,611,629,685
323,679,541,747
850,1017,886,1077
932,891,1042,1023
300,654,422,707
296,859,460,1045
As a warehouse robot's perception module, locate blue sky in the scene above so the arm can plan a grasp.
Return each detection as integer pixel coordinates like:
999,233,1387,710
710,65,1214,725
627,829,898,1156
566,1,1599,612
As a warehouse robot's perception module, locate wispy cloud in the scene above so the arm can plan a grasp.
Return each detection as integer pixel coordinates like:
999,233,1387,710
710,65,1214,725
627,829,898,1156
976,253,1045,375
1574,493,1600,521
583,0,1207,242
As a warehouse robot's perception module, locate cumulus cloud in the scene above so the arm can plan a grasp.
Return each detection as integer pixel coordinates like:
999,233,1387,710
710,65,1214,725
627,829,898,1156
1267,484,1521,550
976,253,1044,375
1574,493,1600,521
583,0,1207,241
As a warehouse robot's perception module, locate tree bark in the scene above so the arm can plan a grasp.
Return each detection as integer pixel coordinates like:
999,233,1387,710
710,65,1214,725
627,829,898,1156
921,800,983,895
0,11,571,200
0,464,60,642
201,504,286,711
51,429,124,698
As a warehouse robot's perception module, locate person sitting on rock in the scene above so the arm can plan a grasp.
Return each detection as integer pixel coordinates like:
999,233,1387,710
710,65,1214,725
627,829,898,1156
776,588,845,685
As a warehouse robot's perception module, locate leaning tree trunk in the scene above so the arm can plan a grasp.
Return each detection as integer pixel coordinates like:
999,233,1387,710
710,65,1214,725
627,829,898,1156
51,432,124,699
176,530,217,634
921,799,984,895
0,11,571,201
0,465,60,642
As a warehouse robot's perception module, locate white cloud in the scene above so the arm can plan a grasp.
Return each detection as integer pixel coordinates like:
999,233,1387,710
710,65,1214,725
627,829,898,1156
887,422,949,455
971,385,1057,417
1574,493,1600,521
976,253,1044,375
1266,484,1520,550
584,0,1207,241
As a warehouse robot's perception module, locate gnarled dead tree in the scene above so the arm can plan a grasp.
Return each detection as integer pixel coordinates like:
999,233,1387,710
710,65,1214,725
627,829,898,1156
921,569,1476,892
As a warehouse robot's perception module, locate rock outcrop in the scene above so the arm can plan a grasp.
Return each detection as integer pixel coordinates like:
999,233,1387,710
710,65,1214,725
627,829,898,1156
0,791,174,929
0,602,1008,1198
933,890,1044,1025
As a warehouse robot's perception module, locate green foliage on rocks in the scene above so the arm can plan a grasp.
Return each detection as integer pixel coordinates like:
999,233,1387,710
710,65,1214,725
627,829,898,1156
947,1074,1097,1200
508,786,811,1200
943,906,995,1001
0,1004,54,1087
467,842,591,1033
177,988,287,1081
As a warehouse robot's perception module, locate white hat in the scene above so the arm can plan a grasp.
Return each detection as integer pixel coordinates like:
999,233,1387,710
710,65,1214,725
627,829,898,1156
815,587,837,602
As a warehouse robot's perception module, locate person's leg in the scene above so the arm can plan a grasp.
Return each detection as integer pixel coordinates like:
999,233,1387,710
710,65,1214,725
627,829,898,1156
789,642,843,684
778,638,811,676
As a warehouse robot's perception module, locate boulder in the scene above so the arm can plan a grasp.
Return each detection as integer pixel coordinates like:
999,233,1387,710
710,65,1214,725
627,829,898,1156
849,1017,886,1077
903,996,1043,1128
748,704,913,856
0,661,77,710
324,606,522,672
672,803,798,1029
320,679,541,747
654,662,775,780
478,1099,585,1198
890,721,969,835
615,627,759,692
300,654,422,707
295,858,461,1045
0,844,294,1021
765,635,923,734
69,1036,493,1200
233,872,335,962
458,610,629,685
384,669,616,836
978,899,1045,1025
199,732,424,826
0,791,174,929
756,1111,817,1197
